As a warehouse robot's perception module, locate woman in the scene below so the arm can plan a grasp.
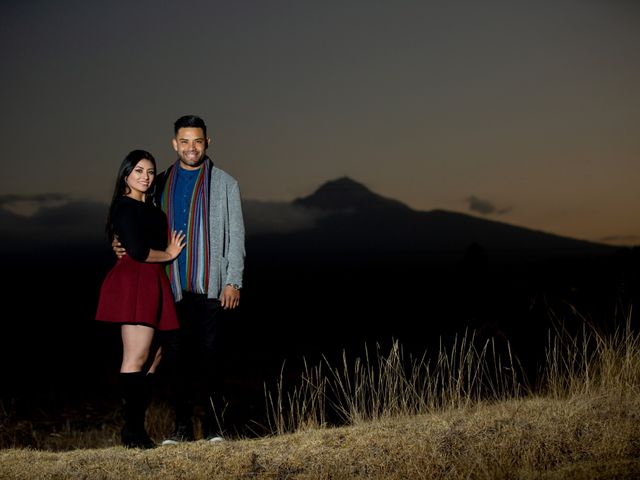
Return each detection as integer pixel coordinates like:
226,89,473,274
95,150,185,449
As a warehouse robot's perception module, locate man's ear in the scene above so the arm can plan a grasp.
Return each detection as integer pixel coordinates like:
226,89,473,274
171,137,178,152
206,137,212,148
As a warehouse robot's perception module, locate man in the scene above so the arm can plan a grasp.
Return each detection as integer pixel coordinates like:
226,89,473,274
115,115,245,444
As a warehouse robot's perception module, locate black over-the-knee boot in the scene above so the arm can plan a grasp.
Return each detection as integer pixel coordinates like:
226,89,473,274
120,372,155,449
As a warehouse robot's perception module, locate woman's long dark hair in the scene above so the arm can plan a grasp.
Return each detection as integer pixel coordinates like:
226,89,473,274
105,150,157,241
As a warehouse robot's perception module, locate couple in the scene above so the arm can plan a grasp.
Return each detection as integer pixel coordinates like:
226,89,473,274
95,115,245,448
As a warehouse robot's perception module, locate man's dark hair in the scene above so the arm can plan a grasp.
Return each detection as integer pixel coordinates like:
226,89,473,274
174,115,207,138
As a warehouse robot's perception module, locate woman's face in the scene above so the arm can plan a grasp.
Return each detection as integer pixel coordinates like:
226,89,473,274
125,159,155,199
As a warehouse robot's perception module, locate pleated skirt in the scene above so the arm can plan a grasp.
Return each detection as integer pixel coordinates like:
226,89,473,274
95,255,179,331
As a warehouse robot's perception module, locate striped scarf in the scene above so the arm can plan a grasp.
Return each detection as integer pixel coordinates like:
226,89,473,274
161,159,210,296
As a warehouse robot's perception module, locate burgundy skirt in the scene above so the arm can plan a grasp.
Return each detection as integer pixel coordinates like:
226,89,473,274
95,255,179,331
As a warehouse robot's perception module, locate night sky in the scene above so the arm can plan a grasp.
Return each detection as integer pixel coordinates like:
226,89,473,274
1,0,639,245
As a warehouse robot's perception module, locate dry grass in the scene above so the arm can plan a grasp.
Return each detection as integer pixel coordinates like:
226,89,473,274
1,311,639,479
264,331,524,434
1,393,638,479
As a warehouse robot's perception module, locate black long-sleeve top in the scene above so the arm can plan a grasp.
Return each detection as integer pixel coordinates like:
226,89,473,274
111,196,169,262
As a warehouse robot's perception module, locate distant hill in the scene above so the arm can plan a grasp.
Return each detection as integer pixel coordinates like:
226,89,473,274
250,177,615,258
0,200,110,264
0,178,617,263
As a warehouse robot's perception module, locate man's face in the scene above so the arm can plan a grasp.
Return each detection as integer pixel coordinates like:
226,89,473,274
172,127,209,170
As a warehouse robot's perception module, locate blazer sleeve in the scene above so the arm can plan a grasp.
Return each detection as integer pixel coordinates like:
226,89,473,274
225,179,246,287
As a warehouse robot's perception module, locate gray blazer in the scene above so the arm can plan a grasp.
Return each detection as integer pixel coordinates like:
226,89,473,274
206,165,246,300
156,160,246,302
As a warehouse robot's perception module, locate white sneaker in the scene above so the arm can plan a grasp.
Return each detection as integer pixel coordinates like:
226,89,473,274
161,424,195,446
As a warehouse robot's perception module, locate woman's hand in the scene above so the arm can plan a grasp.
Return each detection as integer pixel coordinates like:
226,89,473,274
165,230,186,260
112,235,127,259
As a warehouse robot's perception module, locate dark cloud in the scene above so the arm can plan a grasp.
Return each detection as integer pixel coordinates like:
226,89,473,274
0,193,73,215
0,198,325,253
599,234,640,246
243,199,326,235
0,193,71,204
466,195,512,216
0,199,108,249
30,200,108,230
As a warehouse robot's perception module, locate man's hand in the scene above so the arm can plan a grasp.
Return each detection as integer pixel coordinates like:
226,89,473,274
112,235,127,259
220,284,240,309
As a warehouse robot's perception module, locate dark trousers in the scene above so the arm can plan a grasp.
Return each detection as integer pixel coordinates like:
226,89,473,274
160,291,226,434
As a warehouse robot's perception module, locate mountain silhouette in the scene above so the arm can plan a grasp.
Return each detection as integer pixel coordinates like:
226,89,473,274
250,177,614,257
293,176,412,214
